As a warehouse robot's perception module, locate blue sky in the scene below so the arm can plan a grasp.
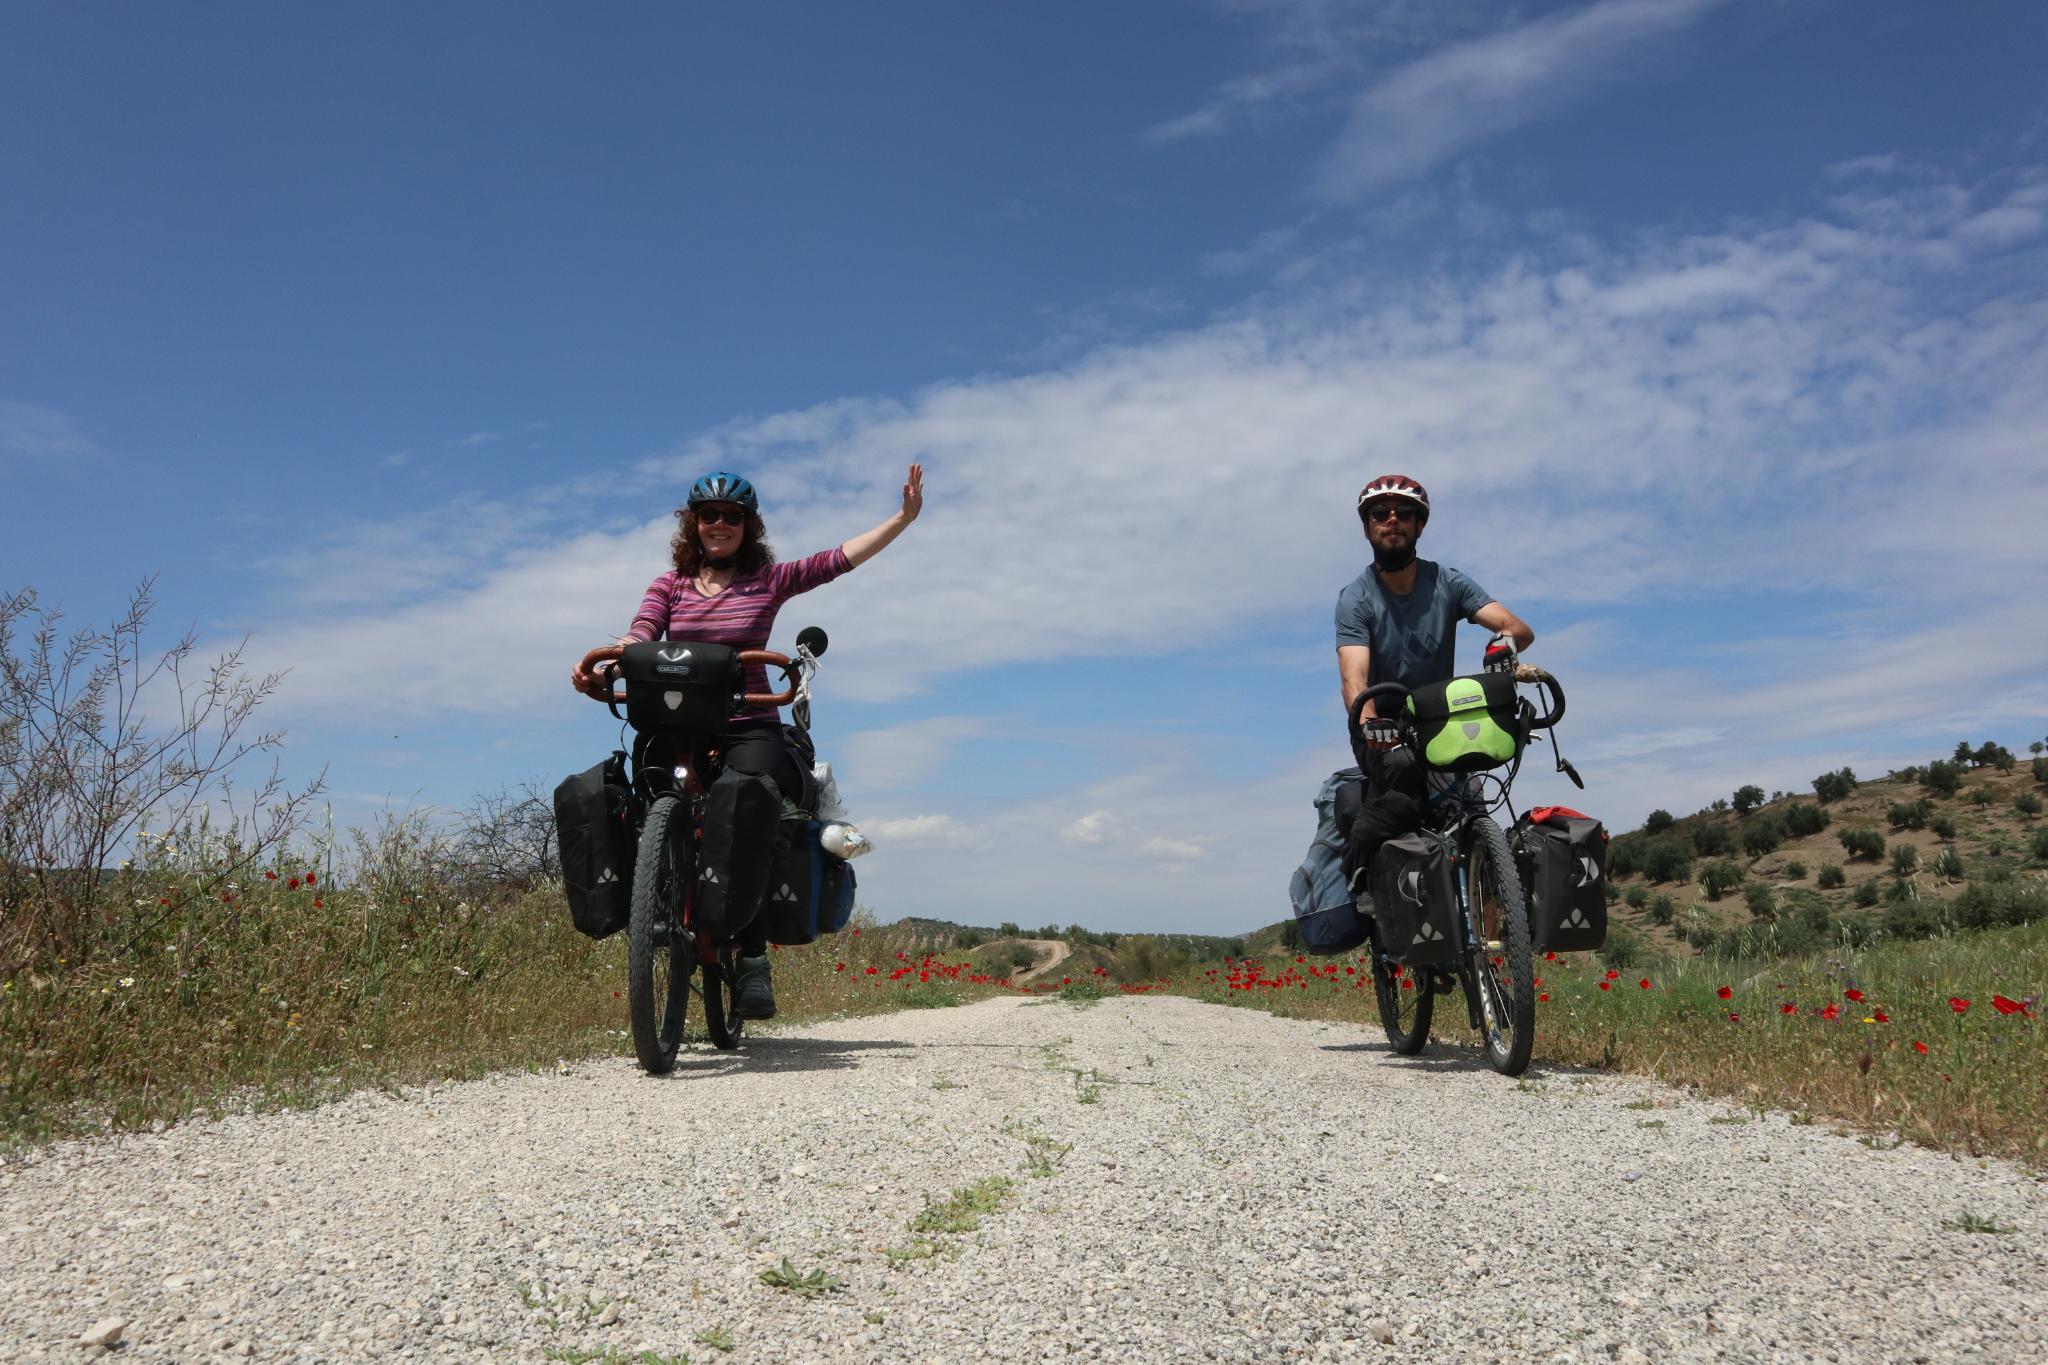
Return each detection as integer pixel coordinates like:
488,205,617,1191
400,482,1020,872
6,0,2047,934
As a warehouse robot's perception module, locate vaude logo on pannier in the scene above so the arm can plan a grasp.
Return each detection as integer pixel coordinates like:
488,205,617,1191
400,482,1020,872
1576,855,1602,885
663,691,684,710
1412,920,1444,943
658,647,692,663
772,883,798,903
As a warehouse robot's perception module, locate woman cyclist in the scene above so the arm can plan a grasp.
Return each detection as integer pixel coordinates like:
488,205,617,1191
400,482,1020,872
572,464,923,1018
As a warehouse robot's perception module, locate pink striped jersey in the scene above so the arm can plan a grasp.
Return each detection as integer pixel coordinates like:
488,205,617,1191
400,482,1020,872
625,547,852,721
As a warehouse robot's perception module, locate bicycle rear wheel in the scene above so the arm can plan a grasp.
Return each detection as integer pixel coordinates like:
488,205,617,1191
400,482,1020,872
701,942,746,1051
627,794,692,1074
1368,922,1434,1054
1465,815,1536,1075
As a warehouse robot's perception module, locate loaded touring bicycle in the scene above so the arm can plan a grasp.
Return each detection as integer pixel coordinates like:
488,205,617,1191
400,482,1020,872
1345,652,1605,1076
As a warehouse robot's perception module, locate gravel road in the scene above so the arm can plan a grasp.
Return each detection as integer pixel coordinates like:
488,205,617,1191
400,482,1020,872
4,995,2044,1362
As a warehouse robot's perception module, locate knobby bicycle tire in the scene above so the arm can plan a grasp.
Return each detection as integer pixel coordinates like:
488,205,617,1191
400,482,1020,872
1368,920,1434,1054
1465,815,1537,1076
627,793,692,1074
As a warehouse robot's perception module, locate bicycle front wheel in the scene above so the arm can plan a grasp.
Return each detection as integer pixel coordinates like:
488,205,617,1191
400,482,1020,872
627,793,692,1074
1465,815,1536,1076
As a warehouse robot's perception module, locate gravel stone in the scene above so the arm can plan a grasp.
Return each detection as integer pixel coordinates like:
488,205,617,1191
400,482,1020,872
2,996,2044,1361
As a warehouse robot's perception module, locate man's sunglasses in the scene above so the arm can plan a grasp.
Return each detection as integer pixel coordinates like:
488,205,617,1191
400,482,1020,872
693,506,747,527
1363,503,1419,524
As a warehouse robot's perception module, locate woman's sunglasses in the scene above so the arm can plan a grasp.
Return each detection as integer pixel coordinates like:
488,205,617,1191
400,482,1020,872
693,506,747,527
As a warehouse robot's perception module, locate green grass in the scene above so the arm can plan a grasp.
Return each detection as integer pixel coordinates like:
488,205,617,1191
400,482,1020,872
756,1257,842,1298
909,1176,1016,1234
1175,916,2048,1163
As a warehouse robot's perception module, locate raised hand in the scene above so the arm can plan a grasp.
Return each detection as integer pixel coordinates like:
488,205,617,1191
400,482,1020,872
901,462,924,522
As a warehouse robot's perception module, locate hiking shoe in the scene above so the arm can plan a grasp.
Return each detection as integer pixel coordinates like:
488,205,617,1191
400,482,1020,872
733,954,777,1019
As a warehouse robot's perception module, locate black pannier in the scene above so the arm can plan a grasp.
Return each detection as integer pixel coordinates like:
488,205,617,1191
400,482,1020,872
1511,810,1608,953
759,818,859,946
616,639,742,737
553,750,640,939
691,768,781,942
1369,831,1458,965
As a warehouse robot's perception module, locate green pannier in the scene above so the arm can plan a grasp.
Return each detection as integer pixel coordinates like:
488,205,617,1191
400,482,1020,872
1405,671,1526,773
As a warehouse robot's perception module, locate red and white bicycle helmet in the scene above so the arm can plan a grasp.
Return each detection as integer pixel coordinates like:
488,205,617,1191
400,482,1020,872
1356,473,1430,525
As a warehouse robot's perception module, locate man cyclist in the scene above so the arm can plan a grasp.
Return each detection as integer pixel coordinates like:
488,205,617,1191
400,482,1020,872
1336,475,1533,857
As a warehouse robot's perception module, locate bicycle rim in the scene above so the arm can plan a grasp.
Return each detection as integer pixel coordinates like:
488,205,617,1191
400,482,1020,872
627,794,691,1074
1466,815,1536,1076
1369,925,1434,1055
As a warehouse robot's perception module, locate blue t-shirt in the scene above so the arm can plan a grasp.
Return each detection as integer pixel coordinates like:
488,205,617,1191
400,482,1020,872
1334,559,1492,691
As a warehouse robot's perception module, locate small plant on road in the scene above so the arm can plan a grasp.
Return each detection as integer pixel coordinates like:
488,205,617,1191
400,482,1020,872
758,1257,843,1298
694,1326,735,1352
911,1177,1016,1234
1942,1211,2015,1234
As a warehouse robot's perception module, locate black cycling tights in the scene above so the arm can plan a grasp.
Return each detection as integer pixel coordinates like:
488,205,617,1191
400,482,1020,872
716,722,808,957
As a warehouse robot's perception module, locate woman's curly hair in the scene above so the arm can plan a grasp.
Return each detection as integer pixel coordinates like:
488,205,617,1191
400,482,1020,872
670,507,776,576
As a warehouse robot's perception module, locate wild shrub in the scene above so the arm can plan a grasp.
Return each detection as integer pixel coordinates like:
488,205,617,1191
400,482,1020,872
1782,861,1807,880
1643,809,1674,834
1929,846,1965,881
1598,923,1646,970
1887,799,1932,830
1647,893,1676,925
1853,879,1881,907
1976,741,2017,770
1690,822,1733,857
1811,768,1857,803
1623,885,1648,909
1638,837,1694,885
1742,815,1786,859
1110,935,1191,983
1743,882,1776,920
2033,757,2048,786
1732,785,1766,816
1837,826,1886,861
2015,792,2042,818
2029,828,2048,863
1931,813,1958,842
1880,892,1943,941
1608,839,1641,879
1699,860,1745,900
1949,881,2048,931
1783,803,1831,837
1969,786,1994,807
1890,843,1920,877
1921,761,1963,797
1816,863,1845,889
1772,901,1834,957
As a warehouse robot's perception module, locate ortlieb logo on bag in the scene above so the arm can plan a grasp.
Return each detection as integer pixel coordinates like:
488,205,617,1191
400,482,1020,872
1405,671,1526,773
1369,831,1457,966
1512,811,1608,953
554,751,640,940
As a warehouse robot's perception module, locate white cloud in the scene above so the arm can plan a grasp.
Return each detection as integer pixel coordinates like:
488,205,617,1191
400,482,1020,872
861,814,986,849
1318,0,1728,196
452,430,504,448
0,400,96,461
1139,835,1207,861
836,716,989,791
1060,811,1117,846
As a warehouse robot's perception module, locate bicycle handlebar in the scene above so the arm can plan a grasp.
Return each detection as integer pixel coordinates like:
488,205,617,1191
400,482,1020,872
573,644,803,709
1516,664,1566,730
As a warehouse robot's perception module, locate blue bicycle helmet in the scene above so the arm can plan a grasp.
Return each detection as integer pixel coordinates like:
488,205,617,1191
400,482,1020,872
687,471,758,513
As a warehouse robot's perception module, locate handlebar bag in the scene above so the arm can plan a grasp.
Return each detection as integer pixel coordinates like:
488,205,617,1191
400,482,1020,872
759,818,858,945
1404,671,1526,773
617,639,742,737
1510,811,1608,953
553,750,641,939
1368,831,1458,966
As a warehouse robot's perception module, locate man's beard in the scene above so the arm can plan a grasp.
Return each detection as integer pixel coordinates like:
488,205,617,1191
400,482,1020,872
1372,540,1417,572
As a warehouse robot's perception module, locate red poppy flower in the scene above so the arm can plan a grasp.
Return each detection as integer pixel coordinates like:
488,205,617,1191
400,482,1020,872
612,990,621,999
1605,969,1620,980
1599,981,1612,992
1844,988,1864,1003
1717,986,1733,1000
1537,993,1550,1003
850,928,860,936
1296,956,1306,964
1872,1009,1889,1023
1821,1003,1841,1022
834,963,846,972
1992,995,2032,1017
304,872,316,886
312,898,323,908
1639,979,1652,990
1913,1041,1929,1054
1061,977,1071,985
287,877,301,890
1545,951,1557,961
1726,1012,1740,1022
1781,1003,1798,1015
265,870,279,880
864,966,877,975
1949,997,1970,1015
